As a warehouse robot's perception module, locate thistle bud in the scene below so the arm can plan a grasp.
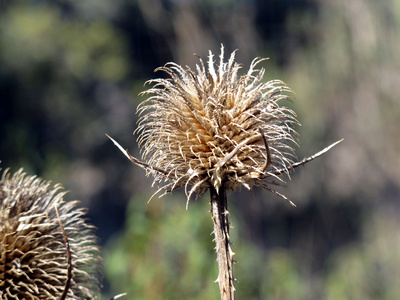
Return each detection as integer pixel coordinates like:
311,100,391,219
0,168,101,299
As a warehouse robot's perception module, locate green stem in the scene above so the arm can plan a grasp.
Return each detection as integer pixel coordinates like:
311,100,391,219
210,184,235,300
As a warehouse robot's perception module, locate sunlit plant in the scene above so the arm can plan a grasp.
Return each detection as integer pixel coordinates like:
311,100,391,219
108,45,341,300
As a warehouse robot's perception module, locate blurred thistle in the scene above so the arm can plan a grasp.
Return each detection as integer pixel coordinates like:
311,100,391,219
0,168,102,300
108,44,342,299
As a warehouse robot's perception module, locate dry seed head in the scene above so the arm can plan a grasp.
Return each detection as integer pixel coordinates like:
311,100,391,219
0,168,101,300
137,45,299,201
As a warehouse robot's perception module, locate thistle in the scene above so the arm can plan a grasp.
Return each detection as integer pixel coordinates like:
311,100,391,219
0,168,102,300
108,45,341,300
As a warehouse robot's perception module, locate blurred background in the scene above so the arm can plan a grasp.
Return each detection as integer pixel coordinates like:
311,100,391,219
1,0,400,299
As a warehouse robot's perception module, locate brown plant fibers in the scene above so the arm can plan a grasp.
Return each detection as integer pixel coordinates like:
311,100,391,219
108,45,342,300
136,45,299,204
0,168,101,300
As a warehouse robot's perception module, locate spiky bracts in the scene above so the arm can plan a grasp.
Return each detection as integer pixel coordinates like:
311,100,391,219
108,45,342,300
136,45,299,202
0,169,101,300
135,46,301,300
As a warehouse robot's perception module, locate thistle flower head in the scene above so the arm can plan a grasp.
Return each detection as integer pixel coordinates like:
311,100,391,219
0,168,101,299
136,45,299,202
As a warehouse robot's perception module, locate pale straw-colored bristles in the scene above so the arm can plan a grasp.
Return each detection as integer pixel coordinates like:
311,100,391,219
108,45,342,206
107,44,342,300
135,45,300,201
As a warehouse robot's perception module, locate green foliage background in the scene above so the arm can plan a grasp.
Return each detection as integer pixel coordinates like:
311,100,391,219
1,0,400,299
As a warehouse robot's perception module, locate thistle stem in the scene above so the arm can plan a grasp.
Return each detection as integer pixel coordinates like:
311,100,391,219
210,183,235,300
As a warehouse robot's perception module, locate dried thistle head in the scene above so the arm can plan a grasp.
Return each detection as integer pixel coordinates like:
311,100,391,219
136,45,299,202
0,168,101,300
107,45,342,300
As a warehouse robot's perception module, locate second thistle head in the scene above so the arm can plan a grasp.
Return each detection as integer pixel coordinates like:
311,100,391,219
0,168,102,299
135,45,299,202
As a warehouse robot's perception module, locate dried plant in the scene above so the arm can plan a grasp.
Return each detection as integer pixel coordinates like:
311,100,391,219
108,45,342,300
0,168,102,300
